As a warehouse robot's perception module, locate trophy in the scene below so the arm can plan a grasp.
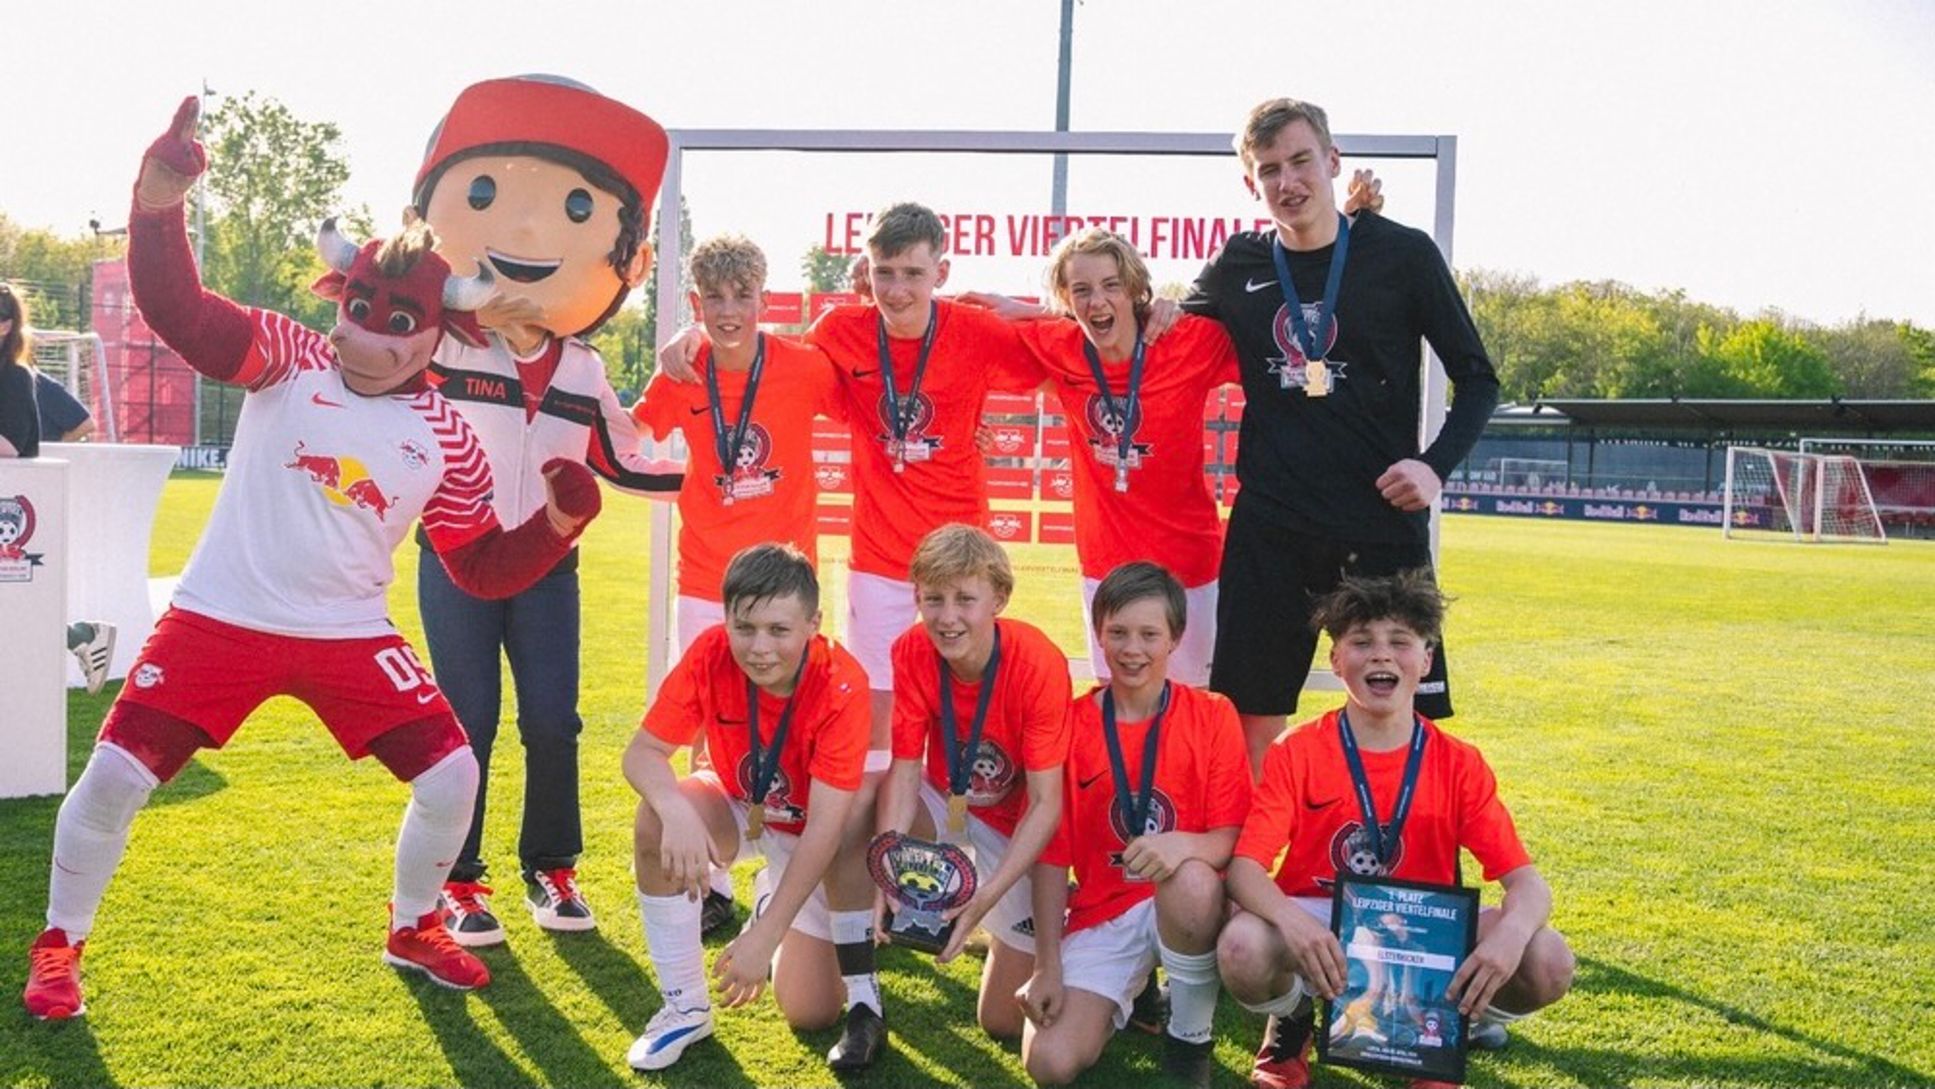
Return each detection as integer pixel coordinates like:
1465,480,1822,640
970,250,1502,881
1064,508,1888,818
867,831,977,955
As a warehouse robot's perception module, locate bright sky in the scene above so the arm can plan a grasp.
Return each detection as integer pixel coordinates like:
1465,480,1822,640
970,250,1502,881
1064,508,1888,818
10,0,1934,327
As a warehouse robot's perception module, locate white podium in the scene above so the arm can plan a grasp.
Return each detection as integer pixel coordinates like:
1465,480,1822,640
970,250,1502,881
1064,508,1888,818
0,458,71,797
43,443,180,685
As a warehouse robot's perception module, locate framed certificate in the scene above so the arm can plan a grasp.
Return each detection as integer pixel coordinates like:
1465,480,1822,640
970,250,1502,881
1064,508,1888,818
1318,874,1480,1084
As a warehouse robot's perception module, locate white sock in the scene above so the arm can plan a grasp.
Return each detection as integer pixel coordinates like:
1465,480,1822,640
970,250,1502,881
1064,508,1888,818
1158,940,1221,1045
640,891,708,1012
391,748,479,929
830,909,881,1015
709,865,733,898
1482,1004,1529,1025
46,744,158,938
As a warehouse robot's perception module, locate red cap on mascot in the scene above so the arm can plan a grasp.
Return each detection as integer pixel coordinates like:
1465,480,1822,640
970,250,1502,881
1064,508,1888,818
414,74,668,212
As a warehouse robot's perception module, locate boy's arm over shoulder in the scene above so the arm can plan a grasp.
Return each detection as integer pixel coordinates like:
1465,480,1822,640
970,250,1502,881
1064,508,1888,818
950,300,1044,394
582,351,683,496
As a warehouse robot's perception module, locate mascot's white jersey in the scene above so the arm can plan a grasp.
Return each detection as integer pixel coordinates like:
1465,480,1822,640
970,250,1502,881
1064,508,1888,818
173,310,500,639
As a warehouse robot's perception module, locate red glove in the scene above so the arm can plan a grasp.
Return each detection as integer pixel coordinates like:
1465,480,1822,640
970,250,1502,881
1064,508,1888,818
542,457,601,536
135,96,208,211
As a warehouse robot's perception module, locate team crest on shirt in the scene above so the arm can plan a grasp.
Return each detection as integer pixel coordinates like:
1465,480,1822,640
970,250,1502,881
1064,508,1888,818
1268,302,1348,391
1083,393,1152,469
1321,819,1406,886
735,752,806,825
396,439,430,470
715,423,781,503
1106,786,1179,873
285,442,398,522
964,740,1018,805
0,495,46,581
875,391,942,464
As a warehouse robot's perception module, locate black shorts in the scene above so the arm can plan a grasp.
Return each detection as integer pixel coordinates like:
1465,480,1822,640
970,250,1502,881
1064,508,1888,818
1208,501,1452,719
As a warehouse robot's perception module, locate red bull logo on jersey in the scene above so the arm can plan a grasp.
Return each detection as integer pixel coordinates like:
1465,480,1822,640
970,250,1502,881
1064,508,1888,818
286,442,398,522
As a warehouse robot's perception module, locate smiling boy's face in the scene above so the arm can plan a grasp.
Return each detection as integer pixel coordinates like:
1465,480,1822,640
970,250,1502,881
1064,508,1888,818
1328,617,1433,719
423,153,646,337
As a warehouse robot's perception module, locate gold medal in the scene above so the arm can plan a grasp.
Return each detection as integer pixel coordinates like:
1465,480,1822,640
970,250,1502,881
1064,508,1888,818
745,803,765,841
1305,358,1330,397
947,792,969,837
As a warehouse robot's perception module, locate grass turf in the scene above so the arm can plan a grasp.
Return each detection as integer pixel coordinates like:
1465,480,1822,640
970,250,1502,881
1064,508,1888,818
2,474,1931,1088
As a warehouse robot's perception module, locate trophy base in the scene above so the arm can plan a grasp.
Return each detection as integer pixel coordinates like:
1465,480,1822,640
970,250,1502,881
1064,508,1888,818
884,909,954,956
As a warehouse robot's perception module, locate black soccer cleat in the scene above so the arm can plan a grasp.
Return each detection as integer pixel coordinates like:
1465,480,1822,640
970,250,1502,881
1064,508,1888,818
826,1003,887,1072
699,889,738,938
1161,1035,1215,1089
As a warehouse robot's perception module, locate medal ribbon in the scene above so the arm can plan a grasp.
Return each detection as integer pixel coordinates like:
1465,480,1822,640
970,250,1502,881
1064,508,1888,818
876,301,939,450
1081,325,1148,475
705,333,767,482
745,649,810,810
1101,681,1172,841
939,623,1003,797
1336,709,1427,870
1270,212,1352,367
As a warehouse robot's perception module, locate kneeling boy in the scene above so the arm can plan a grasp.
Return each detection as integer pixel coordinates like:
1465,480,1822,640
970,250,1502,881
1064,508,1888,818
1020,562,1251,1089
880,524,1071,1039
623,544,885,1073
1217,571,1574,1089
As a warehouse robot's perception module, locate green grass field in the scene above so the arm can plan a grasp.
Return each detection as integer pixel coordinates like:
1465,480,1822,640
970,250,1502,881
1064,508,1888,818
4,475,1932,1088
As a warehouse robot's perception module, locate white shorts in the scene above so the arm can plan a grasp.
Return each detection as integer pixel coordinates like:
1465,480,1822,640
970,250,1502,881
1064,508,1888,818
1234,896,1332,1015
1061,897,1161,1028
916,781,1037,954
1080,577,1218,688
675,595,725,661
691,769,834,942
846,570,916,692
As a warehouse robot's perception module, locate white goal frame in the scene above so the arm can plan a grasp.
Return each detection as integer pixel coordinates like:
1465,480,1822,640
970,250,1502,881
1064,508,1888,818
29,330,118,442
648,128,1460,690
1722,445,1887,544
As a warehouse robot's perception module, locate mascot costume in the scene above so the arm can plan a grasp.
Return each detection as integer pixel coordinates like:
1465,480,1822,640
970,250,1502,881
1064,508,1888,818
24,97,605,1018
410,75,680,946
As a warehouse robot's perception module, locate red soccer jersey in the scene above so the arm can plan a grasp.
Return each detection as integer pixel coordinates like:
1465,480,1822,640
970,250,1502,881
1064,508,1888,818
1019,315,1237,586
635,336,844,601
643,626,870,835
1044,682,1252,933
808,300,1042,580
1233,710,1532,898
890,617,1072,839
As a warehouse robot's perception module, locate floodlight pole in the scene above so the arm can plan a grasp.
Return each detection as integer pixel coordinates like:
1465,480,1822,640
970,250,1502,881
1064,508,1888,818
1050,0,1074,218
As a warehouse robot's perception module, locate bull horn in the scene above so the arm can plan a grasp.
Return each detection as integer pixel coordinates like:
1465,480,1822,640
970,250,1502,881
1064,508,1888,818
315,216,359,273
443,261,496,312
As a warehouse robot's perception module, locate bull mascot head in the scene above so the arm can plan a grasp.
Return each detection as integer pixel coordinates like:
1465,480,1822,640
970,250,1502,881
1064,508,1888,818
311,216,495,395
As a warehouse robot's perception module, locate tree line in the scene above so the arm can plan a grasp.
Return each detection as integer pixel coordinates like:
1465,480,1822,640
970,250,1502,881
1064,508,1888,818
4,95,1931,406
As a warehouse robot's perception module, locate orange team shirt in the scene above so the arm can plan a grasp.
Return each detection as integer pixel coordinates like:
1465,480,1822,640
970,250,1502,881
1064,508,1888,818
643,626,870,835
889,617,1072,840
634,336,844,602
1043,682,1252,933
808,300,1043,580
1018,315,1237,586
1233,710,1532,899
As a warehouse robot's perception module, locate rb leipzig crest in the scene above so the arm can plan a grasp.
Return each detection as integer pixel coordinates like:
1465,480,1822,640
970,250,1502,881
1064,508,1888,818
867,830,977,955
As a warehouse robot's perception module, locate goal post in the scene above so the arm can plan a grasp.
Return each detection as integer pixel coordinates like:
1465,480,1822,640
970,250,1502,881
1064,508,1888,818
1723,446,1886,544
29,331,118,442
648,127,1460,691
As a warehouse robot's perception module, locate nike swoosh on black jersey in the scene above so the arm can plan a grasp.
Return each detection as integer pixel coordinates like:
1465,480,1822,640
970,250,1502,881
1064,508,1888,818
1244,278,1278,293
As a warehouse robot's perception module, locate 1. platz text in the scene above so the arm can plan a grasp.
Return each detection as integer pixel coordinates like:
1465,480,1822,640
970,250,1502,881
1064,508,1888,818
823,211,1275,262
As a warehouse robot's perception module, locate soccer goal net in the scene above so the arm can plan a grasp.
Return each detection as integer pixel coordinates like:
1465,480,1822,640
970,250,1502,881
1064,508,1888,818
1799,438,1935,540
1495,457,1568,490
30,331,118,442
1722,446,1886,543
